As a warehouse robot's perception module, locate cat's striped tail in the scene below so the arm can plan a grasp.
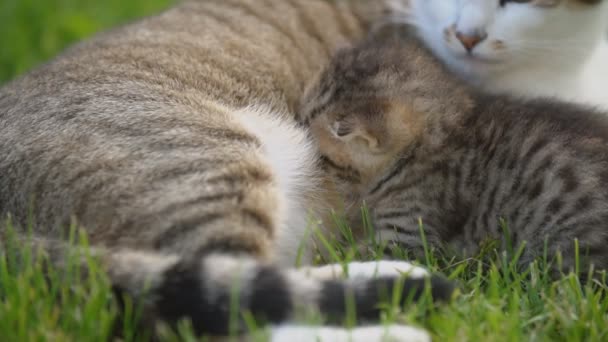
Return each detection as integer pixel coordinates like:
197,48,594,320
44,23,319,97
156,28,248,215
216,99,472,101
10,236,455,336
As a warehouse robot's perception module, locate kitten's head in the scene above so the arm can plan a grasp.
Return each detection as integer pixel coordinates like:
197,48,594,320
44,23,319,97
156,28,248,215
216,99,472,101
409,0,608,83
299,26,470,187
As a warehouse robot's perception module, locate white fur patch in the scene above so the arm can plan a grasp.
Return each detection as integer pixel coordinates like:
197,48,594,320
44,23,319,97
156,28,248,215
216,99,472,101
580,41,608,110
268,324,431,342
234,105,321,266
202,254,259,300
342,260,430,279
407,0,608,109
203,254,258,283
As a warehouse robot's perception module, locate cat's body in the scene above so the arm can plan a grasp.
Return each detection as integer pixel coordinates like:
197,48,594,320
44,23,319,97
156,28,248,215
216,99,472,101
0,1,453,338
405,0,608,108
300,25,608,279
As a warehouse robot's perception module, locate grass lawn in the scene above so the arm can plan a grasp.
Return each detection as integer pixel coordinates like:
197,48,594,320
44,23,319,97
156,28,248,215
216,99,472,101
1,218,607,341
1,1,607,341
0,0,174,84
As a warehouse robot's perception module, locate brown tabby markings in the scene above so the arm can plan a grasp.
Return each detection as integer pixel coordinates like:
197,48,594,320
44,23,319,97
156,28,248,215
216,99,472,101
1,0,377,257
301,24,608,277
0,0,458,335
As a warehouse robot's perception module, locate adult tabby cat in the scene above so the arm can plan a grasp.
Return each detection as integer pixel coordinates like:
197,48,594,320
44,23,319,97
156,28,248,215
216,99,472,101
0,0,453,340
403,0,608,108
300,24,608,280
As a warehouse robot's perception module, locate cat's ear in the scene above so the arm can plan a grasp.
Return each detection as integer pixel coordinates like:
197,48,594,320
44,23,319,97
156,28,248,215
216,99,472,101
330,119,379,150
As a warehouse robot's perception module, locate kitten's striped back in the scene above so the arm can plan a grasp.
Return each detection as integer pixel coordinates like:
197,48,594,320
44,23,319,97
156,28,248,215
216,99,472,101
301,24,608,279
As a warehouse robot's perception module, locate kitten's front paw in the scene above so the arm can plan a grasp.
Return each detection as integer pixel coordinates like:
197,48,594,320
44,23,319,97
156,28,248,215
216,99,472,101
350,325,431,342
343,260,430,279
269,324,430,342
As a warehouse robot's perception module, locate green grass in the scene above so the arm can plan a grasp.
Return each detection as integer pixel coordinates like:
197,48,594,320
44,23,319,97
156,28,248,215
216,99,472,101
1,1,607,341
0,227,118,341
1,215,607,341
0,0,174,84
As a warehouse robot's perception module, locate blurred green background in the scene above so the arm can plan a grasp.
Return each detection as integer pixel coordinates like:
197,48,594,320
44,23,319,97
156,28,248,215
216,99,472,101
0,0,175,85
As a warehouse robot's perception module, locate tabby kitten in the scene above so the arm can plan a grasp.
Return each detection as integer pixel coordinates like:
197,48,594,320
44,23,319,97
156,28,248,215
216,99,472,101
300,24,608,278
0,0,452,339
404,0,608,108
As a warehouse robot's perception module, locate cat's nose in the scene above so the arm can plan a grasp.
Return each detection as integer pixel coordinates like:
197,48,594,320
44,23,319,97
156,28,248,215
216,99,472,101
455,31,487,52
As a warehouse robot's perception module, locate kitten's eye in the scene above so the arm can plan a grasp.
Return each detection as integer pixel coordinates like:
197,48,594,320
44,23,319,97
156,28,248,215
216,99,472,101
499,0,531,6
332,121,353,137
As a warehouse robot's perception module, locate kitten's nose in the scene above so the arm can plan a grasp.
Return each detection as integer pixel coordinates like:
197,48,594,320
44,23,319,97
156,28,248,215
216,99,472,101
455,31,487,52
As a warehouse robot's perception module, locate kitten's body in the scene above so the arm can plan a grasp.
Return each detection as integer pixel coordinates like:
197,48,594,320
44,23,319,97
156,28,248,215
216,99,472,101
301,25,608,279
406,0,608,108
0,1,452,338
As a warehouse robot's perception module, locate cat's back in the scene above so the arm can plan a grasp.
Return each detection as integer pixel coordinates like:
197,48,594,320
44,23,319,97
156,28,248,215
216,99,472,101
1,0,369,118
0,0,378,239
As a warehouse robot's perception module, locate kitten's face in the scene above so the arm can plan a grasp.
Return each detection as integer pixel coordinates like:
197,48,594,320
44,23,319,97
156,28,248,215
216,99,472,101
298,43,425,188
410,0,607,82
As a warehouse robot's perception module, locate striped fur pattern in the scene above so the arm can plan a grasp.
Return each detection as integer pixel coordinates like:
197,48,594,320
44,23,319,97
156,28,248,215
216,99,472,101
300,24,608,278
0,0,455,337
17,236,449,338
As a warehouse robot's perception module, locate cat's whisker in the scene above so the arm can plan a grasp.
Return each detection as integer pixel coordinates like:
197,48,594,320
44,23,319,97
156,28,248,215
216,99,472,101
506,44,590,60
510,44,591,52
508,39,591,49
513,49,588,64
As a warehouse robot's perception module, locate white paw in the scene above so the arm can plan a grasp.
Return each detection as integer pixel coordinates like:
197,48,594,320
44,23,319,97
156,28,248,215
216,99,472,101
268,324,430,342
297,260,429,281
349,325,431,342
343,260,430,279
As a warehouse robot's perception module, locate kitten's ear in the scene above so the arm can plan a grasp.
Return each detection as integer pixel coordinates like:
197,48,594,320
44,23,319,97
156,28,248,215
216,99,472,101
331,119,379,150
